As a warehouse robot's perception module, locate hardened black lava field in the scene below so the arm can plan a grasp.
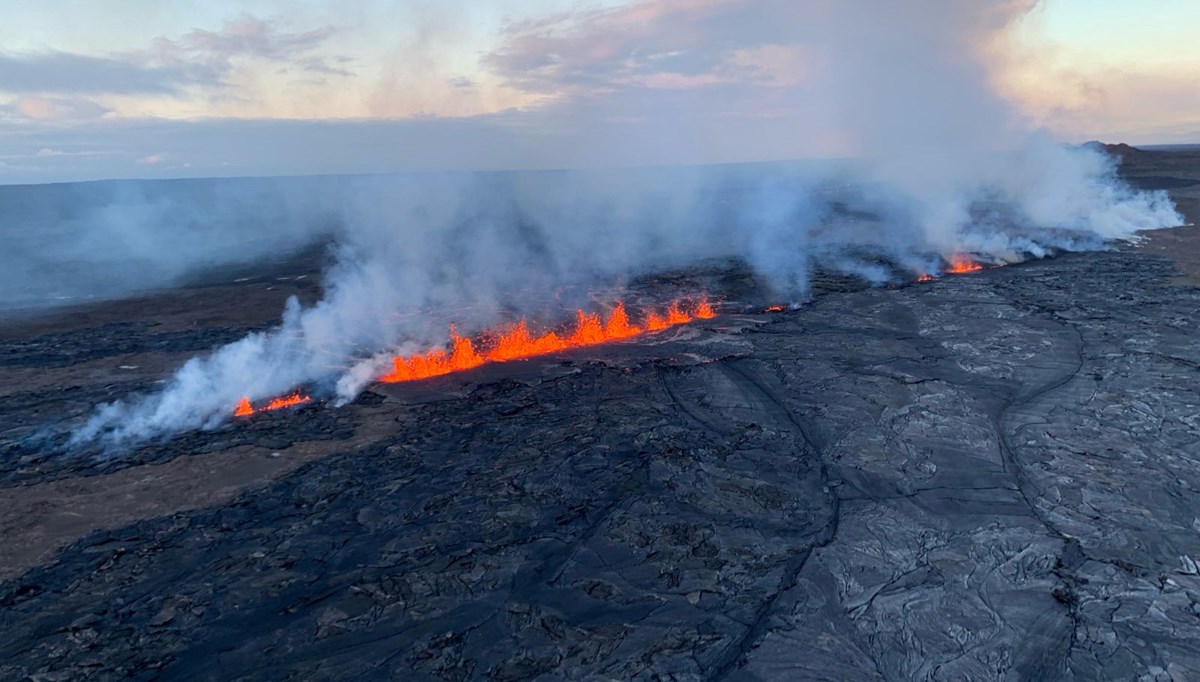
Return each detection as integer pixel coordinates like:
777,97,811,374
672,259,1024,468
2,148,1200,680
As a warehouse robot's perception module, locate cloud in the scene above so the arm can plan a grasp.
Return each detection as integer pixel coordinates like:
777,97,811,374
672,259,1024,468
0,14,346,99
36,147,114,158
3,95,111,121
0,115,555,184
484,0,805,96
0,52,202,94
3,0,1196,186
148,14,349,81
174,15,337,61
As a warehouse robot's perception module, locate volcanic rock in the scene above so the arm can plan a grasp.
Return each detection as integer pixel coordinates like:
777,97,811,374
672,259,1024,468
1,152,1200,680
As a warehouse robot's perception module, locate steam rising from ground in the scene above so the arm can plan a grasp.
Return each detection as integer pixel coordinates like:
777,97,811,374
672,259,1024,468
68,0,1182,446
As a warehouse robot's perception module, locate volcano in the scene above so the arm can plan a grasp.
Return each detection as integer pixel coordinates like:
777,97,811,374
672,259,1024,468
1,148,1199,680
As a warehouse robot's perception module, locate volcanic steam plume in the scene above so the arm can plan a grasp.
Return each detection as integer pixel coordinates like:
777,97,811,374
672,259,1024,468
71,0,1182,447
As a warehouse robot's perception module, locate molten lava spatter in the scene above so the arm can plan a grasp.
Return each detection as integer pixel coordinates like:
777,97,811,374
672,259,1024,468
946,256,984,274
233,392,312,417
916,273,936,282
264,393,312,411
380,298,715,384
234,397,253,417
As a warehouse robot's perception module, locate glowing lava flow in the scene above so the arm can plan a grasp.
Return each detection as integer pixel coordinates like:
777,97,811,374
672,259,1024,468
233,392,311,417
380,298,715,384
230,298,714,416
946,256,984,274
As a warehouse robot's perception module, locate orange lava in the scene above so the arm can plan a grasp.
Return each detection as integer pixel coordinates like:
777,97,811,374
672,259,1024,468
765,304,787,312
916,273,935,282
233,392,312,417
380,298,715,384
234,397,254,417
264,393,312,411
946,256,984,274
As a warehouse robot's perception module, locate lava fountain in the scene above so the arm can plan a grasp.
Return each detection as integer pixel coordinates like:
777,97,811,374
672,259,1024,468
946,255,984,274
231,297,716,416
234,392,312,417
380,298,714,384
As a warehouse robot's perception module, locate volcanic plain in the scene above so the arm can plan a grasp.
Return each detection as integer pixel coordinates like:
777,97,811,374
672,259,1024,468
2,148,1200,680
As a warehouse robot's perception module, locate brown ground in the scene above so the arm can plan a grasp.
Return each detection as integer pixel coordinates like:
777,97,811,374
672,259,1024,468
0,425,391,579
0,250,328,579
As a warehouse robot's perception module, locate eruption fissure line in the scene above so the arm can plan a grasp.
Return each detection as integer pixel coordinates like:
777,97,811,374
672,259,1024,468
379,298,714,383
914,254,987,281
945,256,985,274
231,259,989,418
234,392,312,417
230,297,715,416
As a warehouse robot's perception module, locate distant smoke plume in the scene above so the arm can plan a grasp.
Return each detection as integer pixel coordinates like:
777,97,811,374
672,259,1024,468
71,0,1182,446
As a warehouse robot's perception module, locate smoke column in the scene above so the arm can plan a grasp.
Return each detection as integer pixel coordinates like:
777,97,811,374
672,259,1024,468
71,0,1182,446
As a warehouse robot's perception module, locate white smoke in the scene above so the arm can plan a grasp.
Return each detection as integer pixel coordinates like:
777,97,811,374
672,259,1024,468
70,0,1183,447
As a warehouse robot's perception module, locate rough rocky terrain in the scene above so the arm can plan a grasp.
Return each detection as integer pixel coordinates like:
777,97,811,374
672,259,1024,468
1,149,1199,680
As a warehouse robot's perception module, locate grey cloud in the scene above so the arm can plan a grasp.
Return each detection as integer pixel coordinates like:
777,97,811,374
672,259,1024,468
0,114,559,185
0,100,846,186
148,15,349,82
35,147,117,158
174,16,337,60
291,55,354,78
0,95,112,122
0,14,347,98
0,52,204,94
485,0,805,94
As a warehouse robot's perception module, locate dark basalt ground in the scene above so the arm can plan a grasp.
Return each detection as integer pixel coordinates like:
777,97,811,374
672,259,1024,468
2,150,1200,680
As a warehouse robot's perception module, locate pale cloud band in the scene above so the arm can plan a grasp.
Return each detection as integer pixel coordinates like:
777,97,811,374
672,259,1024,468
0,0,1195,184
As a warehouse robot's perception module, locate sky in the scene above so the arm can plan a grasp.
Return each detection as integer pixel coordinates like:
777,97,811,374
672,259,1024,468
0,0,1197,184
